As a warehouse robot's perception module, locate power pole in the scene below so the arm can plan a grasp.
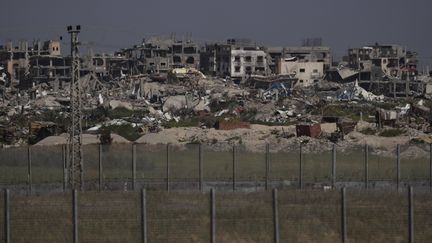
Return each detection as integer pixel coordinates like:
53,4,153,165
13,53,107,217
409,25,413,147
67,25,84,190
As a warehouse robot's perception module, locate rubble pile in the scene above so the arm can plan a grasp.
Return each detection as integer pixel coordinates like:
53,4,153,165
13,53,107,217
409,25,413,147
1,35,432,160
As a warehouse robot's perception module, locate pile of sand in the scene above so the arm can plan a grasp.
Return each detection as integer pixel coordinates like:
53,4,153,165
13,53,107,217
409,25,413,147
35,133,131,146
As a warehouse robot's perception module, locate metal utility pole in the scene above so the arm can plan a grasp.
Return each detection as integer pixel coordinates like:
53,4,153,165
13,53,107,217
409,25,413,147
67,25,84,190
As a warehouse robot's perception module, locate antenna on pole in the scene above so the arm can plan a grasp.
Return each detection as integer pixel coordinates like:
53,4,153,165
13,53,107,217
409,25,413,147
67,25,84,191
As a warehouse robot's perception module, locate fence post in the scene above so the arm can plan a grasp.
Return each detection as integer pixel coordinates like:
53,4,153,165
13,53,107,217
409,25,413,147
299,143,303,190
397,144,400,191
98,144,103,192
4,189,10,243
341,187,347,243
429,143,432,192
364,144,369,190
232,145,236,192
199,144,203,192
63,145,67,192
132,144,136,191
27,146,32,195
332,144,336,189
408,186,414,243
266,144,270,191
210,188,216,243
141,188,147,243
273,188,280,243
72,189,78,243
166,144,170,192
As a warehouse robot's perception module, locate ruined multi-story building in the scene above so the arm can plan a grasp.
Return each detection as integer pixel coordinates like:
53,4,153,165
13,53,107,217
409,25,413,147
265,40,331,86
267,45,332,74
346,43,421,97
122,37,200,74
0,40,70,88
348,43,418,81
200,38,268,81
277,57,324,86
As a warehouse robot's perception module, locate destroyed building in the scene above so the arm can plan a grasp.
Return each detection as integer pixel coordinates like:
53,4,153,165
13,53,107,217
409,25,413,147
343,43,424,97
266,44,332,74
122,37,200,75
347,44,418,80
200,38,268,81
276,57,324,86
0,40,73,89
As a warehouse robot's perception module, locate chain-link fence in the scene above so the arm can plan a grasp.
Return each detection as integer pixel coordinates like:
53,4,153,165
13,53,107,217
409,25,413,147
216,191,273,242
1,188,431,242
0,143,431,193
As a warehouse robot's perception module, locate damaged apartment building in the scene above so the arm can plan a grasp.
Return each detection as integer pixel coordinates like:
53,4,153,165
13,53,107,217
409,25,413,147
327,43,423,97
0,40,69,89
121,36,200,75
265,39,332,87
200,38,268,81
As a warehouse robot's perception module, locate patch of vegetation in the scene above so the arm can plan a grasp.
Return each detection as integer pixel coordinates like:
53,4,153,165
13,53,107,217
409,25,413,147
162,118,200,128
85,107,108,126
108,107,135,119
240,108,257,121
250,120,297,126
105,124,140,141
99,126,113,145
359,127,376,135
322,105,360,120
208,97,240,113
378,128,405,137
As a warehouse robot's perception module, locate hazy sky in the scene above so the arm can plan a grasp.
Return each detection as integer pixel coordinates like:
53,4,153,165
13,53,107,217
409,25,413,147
1,0,431,66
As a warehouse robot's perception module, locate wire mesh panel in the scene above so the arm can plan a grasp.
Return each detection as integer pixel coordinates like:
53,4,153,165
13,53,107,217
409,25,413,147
368,146,397,184
303,143,332,187
414,191,432,242
170,144,199,190
236,145,266,190
346,190,407,242
101,144,133,190
31,145,63,192
400,144,429,182
269,146,300,187
83,144,100,191
80,191,140,242
203,144,232,183
10,192,71,242
279,190,340,242
147,191,209,242
0,191,3,242
0,147,28,186
216,191,273,242
136,144,167,189
337,145,365,182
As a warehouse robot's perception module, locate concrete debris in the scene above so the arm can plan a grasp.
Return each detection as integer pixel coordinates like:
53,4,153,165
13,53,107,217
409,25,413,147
338,81,385,102
109,100,133,110
0,37,430,152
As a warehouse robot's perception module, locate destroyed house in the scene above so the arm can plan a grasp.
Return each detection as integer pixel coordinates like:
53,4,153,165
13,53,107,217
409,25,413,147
347,43,421,97
276,57,324,87
122,37,200,74
201,38,268,81
283,46,331,70
348,44,418,81
0,40,67,87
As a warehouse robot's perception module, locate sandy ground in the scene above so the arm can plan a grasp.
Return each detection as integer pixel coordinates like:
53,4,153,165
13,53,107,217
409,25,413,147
35,122,430,158
35,133,130,146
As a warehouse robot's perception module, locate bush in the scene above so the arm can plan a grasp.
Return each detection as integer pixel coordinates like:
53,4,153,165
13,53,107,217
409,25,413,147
105,124,140,141
108,107,134,119
359,127,376,135
99,126,113,145
378,128,405,137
